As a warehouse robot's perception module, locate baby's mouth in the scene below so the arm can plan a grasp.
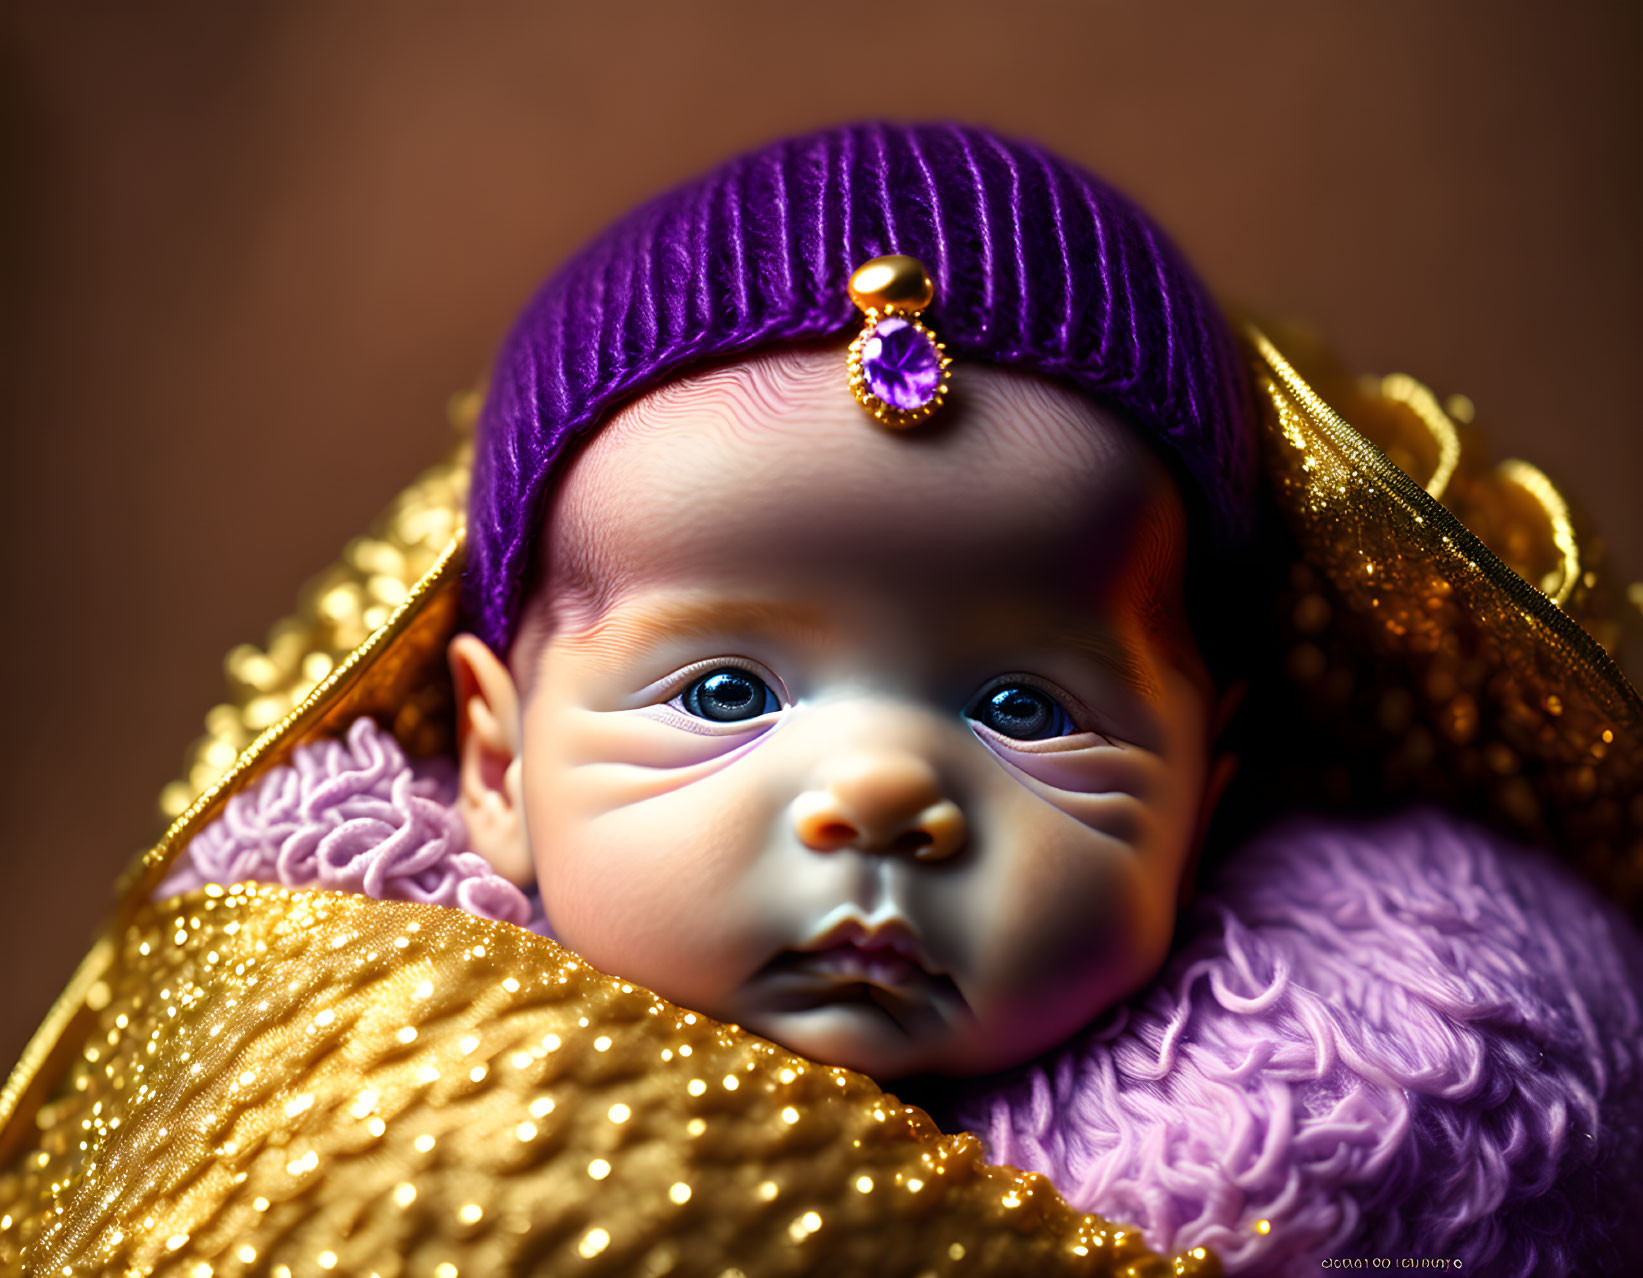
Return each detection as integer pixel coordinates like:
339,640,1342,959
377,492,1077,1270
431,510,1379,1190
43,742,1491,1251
754,920,960,1021
770,942,932,988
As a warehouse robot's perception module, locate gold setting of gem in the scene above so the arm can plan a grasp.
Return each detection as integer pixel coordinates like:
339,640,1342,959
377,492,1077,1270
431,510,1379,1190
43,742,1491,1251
846,254,952,429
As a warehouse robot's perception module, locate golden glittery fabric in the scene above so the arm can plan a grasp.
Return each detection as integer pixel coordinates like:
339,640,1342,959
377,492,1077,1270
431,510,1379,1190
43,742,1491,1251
0,885,1214,1277
1247,329,1643,908
4,332,1640,1274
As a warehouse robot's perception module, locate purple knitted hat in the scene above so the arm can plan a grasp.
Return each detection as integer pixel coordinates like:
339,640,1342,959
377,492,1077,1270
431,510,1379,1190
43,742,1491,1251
466,122,1256,652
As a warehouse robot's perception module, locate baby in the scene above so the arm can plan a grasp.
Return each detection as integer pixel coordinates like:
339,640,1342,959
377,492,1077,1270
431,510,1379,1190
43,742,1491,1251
441,122,1251,1082
449,348,1235,1079
66,122,1643,1273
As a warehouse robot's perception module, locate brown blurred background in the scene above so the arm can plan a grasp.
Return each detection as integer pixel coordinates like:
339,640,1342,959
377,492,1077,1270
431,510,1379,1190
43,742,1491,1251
3,2,1639,1069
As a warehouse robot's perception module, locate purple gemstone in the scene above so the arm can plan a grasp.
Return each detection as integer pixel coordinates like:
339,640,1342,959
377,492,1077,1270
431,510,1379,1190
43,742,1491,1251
860,316,941,411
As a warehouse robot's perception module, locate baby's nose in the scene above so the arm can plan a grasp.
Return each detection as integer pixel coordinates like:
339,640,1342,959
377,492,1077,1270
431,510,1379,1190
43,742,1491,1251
791,753,967,861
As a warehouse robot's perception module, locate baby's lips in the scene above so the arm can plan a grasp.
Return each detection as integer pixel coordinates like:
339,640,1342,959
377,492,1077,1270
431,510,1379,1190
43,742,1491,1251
767,943,933,992
755,930,965,1015
797,912,928,961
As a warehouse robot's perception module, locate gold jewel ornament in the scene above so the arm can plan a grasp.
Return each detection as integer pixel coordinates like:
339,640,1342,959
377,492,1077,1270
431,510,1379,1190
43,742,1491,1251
846,254,953,428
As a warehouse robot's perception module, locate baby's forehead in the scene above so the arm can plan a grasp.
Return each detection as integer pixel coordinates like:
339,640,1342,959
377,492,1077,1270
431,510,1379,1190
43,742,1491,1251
529,348,1187,637
583,346,1124,475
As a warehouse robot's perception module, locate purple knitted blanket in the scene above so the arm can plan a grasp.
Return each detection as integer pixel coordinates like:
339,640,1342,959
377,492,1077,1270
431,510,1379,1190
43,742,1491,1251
159,717,1643,1275
158,716,550,935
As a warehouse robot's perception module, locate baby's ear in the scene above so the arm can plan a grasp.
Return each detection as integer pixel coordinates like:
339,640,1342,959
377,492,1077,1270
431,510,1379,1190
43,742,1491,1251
1179,680,1248,909
448,633,535,887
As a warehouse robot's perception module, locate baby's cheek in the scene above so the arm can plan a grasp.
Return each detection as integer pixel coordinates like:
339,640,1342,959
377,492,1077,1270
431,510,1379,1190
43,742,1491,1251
538,708,777,815
976,729,1189,837
520,761,772,1010
988,840,1150,991
954,789,1186,1053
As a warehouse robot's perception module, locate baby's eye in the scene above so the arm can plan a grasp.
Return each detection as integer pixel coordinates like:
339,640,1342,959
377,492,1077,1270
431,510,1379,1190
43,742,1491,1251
966,683,1076,740
679,667,781,722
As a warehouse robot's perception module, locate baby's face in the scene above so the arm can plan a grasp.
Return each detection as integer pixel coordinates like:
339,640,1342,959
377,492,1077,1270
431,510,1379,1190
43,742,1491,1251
458,348,1222,1079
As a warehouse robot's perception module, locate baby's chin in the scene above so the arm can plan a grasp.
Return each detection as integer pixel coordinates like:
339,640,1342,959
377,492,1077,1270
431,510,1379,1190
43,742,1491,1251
742,1002,960,1080
736,998,1059,1082
734,985,1121,1082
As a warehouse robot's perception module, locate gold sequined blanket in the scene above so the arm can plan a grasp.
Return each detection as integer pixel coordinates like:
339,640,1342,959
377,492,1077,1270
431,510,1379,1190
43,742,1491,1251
4,884,1211,1276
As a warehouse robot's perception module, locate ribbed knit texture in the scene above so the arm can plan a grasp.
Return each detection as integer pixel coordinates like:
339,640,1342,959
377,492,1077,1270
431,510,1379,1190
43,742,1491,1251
466,122,1256,652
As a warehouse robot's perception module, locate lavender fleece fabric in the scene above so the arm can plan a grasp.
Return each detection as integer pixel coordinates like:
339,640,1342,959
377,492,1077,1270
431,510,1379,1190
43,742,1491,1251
159,718,1643,1274
466,122,1257,654
157,717,549,936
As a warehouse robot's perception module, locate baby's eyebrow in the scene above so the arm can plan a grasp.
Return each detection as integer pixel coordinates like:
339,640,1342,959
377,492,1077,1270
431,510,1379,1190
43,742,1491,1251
570,596,836,653
965,607,1159,700
1048,626,1159,700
